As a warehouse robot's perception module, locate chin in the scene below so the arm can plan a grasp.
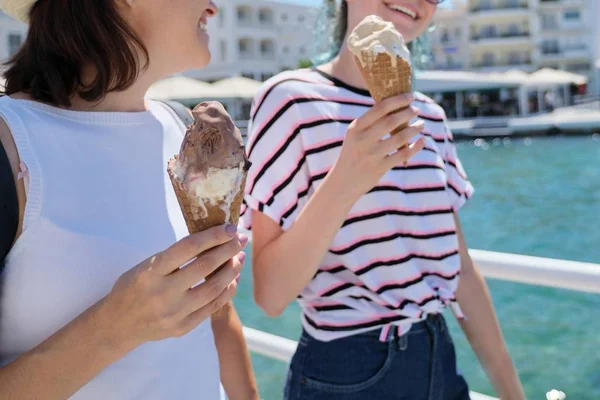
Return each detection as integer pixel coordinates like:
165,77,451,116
378,10,428,41
190,51,211,69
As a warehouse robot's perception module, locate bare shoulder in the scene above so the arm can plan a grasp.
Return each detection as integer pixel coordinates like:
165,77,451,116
0,106,27,241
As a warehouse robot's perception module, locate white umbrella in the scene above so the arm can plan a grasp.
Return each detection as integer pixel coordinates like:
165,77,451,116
147,75,221,101
211,76,263,99
526,68,587,86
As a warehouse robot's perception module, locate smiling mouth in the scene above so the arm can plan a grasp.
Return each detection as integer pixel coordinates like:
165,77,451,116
385,3,418,20
198,21,207,32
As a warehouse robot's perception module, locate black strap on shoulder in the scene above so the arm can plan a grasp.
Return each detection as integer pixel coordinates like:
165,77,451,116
159,100,194,128
0,140,18,266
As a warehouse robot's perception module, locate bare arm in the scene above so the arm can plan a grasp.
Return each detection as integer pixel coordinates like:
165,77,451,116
252,172,359,316
252,94,425,316
0,302,131,400
211,303,259,400
453,212,525,400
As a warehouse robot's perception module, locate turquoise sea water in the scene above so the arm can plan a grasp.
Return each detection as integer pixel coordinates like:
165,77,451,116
232,135,600,400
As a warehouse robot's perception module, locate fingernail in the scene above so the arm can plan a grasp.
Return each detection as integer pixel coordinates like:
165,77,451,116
235,273,241,283
410,106,419,113
238,234,249,246
226,224,237,236
405,93,415,101
238,251,246,264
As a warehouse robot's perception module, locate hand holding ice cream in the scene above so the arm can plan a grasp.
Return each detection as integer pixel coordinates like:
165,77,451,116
347,15,416,166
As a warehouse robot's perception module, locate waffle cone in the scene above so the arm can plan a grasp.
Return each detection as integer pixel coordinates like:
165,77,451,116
167,156,247,234
355,51,412,134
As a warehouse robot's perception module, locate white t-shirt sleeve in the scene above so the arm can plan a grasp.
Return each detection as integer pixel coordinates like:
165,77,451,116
242,83,311,231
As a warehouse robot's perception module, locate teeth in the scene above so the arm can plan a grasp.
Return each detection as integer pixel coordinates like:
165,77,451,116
387,4,417,19
198,21,207,32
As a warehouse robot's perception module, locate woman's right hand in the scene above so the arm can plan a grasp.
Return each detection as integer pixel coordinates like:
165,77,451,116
330,93,426,202
94,224,246,353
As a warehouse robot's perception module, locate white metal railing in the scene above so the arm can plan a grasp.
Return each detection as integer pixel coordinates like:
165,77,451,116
469,249,600,294
240,238,597,399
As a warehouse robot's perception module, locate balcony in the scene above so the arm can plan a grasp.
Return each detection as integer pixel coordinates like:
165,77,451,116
470,1,528,13
472,58,533,70
469,1,529,21
540,0,585,6
434,62,465,70
471,30,530,45
541,45,589,60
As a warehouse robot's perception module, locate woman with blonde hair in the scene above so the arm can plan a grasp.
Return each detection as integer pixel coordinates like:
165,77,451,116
242,0,525,399
0,0,258,398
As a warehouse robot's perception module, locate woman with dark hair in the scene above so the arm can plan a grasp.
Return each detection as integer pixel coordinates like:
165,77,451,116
0,1,258,399
243,1,525,399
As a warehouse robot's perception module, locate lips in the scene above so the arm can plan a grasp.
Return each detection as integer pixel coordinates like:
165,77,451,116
384,2,419,20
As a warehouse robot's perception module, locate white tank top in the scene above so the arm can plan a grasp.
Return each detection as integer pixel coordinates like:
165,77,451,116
0,96,225,399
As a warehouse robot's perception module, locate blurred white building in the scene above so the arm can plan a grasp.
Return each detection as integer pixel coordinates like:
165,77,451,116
432,0,600,94
0,11,27,63
184,0,317,82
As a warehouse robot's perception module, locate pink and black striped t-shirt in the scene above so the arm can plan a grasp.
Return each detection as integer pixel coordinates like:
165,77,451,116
241,68,474,342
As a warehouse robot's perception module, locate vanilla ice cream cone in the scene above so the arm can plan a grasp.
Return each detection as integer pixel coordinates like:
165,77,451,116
348,15,413,135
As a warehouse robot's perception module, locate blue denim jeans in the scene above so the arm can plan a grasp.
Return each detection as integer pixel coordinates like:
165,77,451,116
284,314,470,400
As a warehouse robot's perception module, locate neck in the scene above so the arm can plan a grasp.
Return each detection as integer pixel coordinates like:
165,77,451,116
67,67,163,113
321,44,368,90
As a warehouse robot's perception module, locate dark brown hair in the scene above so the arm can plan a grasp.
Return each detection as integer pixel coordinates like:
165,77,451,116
1,0,149,107
332,0,348,54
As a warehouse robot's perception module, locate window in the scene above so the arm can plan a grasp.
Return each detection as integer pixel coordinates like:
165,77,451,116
508,51,522,64
260,39,274,58
563,9,580,21
542,39,560,54
481,25,497,38
507,23,520,36
8,34,22,56
220,40,227,62
258,8,274,25
238,38,254,58
242,73,254,79
237,6,252,24
261,73,273,81
218,8,225,27
482,52,495,66
241,101,252,118
566,62,590,72
441,29,449,43
541,13,558,30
